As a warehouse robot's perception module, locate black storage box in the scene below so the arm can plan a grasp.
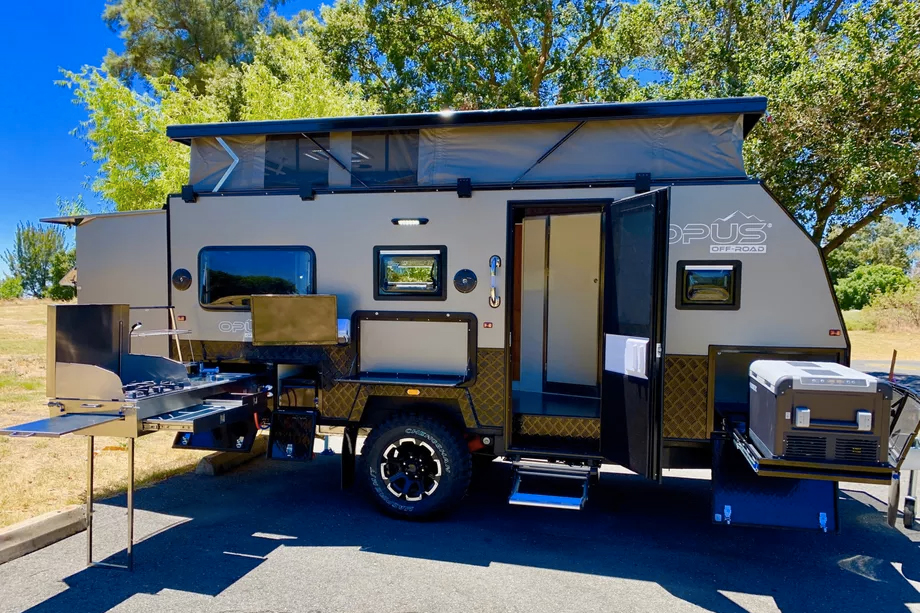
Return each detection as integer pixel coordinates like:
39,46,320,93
749,360,891,465
267,409,317,461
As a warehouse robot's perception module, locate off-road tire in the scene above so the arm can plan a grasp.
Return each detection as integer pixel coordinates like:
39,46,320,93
361,413,472,520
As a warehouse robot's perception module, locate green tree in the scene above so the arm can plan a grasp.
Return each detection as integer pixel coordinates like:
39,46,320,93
826,217,920,283
309,0,632,112
617,0,920,254
62,30,376,212
103,0,285,91
0,276,23,301
2,223,68,298
835,264,911,310
48,248,77,301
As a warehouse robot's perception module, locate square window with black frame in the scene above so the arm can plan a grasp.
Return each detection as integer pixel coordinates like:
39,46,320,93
677,260,741,310
199,246,315,310
264,134,330,189
352,131,419,187
374,246,446,300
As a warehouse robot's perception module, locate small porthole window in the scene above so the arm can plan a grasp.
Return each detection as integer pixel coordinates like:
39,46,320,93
374,246,447,301
677,260,741,310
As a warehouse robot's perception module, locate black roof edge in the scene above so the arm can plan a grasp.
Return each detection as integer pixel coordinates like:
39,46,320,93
166,96,767,145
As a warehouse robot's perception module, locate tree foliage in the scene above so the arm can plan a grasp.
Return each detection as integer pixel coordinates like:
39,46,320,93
2,223,68,298
62,30,376,211
309,0,632,112
56,0,920,260
103,0,285,90
826,217,920,283
835,264,911,310
48,249,77,302
0,276,23,301
615,0,920,253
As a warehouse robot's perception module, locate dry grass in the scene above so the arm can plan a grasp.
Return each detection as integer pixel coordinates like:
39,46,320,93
848,330,920,362
0,301,210,528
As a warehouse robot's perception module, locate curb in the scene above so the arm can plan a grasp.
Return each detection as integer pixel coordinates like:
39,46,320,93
196,435,268,476
0,505,86,565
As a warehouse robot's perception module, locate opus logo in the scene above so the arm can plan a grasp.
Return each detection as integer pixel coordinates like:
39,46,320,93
669,211,771,254
218,319,253,338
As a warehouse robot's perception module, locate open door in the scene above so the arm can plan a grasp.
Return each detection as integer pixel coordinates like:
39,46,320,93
600,189,670,479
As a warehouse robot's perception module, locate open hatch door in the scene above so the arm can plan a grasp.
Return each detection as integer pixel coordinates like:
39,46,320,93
887,383,920,527
599,188,670,479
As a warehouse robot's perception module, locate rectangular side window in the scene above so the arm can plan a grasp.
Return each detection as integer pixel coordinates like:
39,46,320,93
352,131,419,187
677,260,741,310
374,246,446,301
200,246,315,310
264,134,330,189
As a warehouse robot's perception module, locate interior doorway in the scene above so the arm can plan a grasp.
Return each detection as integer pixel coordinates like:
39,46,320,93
510,204,603,421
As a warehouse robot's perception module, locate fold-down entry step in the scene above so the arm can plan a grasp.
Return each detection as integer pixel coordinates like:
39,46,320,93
141,393,263,434
0,413,124,438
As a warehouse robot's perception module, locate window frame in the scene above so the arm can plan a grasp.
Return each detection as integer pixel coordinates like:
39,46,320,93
198,245,317,311
373,245,447,301
675,260,742,311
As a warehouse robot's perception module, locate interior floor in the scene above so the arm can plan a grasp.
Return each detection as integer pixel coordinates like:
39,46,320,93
512,389,601,419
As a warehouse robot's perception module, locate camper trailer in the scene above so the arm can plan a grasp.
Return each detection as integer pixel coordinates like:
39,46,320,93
4,96,920,569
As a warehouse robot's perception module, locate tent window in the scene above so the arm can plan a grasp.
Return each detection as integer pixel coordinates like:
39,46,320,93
199,246,315,310
677,261,741,310
374,246,446,301
352,131,419,187
264,134,330,189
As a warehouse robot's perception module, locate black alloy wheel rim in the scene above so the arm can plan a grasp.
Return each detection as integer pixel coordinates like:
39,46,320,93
380,437,443,502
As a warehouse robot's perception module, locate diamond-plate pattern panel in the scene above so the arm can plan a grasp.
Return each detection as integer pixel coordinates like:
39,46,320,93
663,355,709,440
469,349,506,427
518,415,600,439
322,385,359,419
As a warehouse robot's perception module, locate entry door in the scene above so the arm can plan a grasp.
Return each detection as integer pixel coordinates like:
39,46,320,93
600,189,669,479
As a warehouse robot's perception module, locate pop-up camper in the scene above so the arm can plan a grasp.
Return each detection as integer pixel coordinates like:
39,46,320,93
4,96,919,569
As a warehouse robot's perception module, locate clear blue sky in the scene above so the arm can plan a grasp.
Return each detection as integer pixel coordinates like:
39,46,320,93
0,1,319,274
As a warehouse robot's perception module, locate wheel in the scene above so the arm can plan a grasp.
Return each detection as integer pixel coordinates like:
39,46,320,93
361,413,472,519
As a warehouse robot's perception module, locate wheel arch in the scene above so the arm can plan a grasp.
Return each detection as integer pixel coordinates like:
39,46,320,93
359,396,469,432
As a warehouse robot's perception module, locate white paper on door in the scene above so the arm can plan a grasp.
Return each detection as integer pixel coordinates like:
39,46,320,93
604,334,649,379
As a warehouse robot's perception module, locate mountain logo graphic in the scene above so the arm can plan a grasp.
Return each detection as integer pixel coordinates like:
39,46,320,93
716,211,766,224
669,210,770,254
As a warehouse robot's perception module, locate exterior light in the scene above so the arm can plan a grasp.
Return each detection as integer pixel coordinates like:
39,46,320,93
392,218,429,226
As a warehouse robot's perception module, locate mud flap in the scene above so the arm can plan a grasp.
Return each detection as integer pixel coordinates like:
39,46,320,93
712,432,838,531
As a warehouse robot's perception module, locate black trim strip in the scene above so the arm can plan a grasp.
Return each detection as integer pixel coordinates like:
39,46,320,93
167,176,760,202
167,97,767,143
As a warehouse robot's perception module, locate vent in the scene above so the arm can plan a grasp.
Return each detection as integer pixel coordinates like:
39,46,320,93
835,438,879,464
784,435,827,460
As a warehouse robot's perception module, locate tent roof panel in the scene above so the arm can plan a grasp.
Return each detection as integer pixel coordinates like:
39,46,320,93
166,97,767,145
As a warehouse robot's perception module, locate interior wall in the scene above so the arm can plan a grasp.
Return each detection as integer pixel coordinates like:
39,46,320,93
545,213,601,387
518,217,547,392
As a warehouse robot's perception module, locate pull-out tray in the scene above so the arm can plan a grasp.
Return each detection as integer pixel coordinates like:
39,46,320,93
0,413,123,438
142,402,255,433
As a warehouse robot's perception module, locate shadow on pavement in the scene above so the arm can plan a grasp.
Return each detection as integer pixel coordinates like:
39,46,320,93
11,455,920,613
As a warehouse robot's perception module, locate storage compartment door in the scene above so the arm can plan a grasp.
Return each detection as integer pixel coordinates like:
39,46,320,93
600,189,669,479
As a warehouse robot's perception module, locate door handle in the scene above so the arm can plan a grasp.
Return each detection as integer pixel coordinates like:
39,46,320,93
489,255,502,308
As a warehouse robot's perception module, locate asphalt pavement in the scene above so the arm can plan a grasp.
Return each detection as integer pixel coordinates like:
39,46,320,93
1,453,920,613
